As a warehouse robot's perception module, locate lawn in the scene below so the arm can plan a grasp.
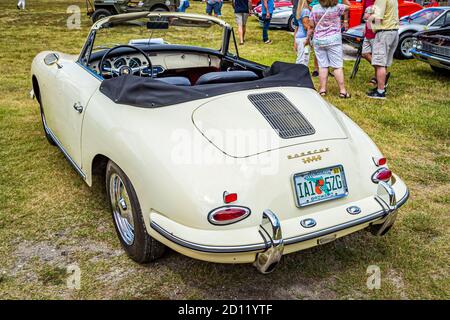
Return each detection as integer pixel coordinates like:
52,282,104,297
0,0,449,299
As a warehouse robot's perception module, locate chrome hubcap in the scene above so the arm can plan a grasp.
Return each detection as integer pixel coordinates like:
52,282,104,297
110,173,134,245
401,37,413,57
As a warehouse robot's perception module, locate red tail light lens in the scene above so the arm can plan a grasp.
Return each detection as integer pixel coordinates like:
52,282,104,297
372,168,392,183
223,192,238,204
373,157,387,166
208,206,251,225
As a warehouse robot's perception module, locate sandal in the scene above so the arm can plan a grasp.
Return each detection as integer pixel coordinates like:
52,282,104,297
319,91,327,96
339,92,351,99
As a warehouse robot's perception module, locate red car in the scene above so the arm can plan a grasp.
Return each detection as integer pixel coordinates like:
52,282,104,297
349,0,424,28
253,0,291,14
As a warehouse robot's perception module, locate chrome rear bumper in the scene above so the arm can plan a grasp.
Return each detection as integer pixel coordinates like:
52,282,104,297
254,210,284,274
254,182,403,274
150,182,409,274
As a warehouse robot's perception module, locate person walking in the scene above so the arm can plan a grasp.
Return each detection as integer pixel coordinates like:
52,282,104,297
366,0,399,99
17,0,25,10
206,0,222,17
233,0,252,45
293,0,312,66
261,0,274,44
308,0,351,98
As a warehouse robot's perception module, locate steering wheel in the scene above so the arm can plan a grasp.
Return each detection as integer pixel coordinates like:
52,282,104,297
99,44,153,78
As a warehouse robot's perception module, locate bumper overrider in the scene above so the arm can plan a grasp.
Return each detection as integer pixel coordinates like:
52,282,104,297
150,179,409,274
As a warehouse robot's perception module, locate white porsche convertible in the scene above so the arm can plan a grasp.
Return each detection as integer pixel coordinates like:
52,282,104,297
31,12,409,274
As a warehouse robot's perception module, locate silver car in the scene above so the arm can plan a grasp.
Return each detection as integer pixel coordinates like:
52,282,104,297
343,7,450,59
257,5,296,32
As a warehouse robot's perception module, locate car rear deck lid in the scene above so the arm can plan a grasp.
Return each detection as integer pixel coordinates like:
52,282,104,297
248,92,315,139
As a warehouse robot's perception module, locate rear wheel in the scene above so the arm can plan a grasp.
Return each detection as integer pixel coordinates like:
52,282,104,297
395,32,415,59
91,9,112,23
288,16,295,32
106,161,165,263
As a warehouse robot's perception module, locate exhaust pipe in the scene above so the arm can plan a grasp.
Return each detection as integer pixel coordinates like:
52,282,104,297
254,210,284,274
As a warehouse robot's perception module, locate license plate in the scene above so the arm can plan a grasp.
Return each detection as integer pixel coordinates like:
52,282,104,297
293,165,348,207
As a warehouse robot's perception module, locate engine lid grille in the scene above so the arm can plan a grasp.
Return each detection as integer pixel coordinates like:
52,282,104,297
248,92,315,139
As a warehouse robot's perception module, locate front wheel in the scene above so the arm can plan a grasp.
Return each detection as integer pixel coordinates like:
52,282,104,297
395,32,414,59
91,9,112,23
106,160,165,263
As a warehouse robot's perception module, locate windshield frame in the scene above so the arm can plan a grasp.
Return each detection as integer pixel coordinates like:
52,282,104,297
78,12,238,66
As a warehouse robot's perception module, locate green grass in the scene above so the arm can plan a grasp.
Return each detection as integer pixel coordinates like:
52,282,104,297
0,0,449,299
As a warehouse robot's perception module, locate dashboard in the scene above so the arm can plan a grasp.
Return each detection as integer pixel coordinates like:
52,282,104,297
88,51,221,77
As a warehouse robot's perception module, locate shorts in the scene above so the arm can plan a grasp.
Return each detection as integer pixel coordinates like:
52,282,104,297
314,43,343,69
235,13,249,26
206,2,221,16
372,30,399,67
295,38,310,66
362,38,374,55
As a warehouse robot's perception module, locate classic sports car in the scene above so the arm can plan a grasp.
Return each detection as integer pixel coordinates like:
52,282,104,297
31,12,409,274
343,7,449,59
411,24,450,75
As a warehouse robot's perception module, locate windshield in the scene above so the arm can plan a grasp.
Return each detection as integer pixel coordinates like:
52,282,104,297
91,13,228,55
407,8,444,25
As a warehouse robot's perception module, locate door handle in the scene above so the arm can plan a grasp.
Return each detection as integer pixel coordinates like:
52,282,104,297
73,102,83,113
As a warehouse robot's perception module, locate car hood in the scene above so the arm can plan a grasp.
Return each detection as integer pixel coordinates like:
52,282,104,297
192,88,348,158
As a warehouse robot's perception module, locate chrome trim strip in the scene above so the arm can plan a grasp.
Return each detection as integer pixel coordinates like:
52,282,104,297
42,115,86,180
284,187,408,245
76,61,103,81
150,188,409,254
411,49,450,70
150,221,268,253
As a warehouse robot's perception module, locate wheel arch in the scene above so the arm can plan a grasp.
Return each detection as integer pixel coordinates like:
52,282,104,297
32,75,41,104
150,4,170,11
89,153,110,187
93,5,118,14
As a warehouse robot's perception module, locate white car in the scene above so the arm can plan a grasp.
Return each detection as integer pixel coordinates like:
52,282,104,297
31,12,409,274
255,4,296,32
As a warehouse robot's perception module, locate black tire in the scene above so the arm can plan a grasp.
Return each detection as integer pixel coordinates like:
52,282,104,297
288,15,295,32
39,104,56,146
91,9,112,23
431,65,450,76
394,32,415,60
106,160,165,263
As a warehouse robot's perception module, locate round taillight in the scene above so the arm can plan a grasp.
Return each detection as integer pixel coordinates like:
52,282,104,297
208,206,251,225
372,168,392,183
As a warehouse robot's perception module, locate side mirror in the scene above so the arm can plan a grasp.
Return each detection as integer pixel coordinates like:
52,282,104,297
44,53,62,69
